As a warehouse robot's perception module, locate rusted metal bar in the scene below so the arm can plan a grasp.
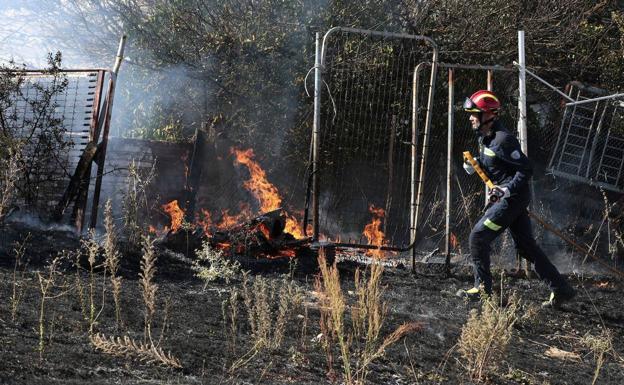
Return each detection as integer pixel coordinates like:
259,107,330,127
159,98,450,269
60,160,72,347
411,62,426,272
73,70,105,232
312,32,321,240
89,35,126,229
527,211,624,278
445,68,454,267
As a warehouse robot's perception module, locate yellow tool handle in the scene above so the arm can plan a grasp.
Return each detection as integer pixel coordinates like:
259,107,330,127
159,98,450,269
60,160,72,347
463,151,495,189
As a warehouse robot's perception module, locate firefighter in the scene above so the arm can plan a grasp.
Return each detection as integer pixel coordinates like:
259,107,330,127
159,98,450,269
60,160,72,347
461,90,575,307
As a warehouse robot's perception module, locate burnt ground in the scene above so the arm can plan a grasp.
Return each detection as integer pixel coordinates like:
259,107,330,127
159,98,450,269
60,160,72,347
0,222,623,385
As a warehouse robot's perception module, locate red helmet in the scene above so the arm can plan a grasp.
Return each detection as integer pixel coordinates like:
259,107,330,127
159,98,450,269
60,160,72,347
463,90,500,113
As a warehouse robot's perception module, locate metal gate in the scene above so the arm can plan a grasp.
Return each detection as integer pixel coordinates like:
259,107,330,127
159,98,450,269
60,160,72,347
549,83,624,192
307,27,438,252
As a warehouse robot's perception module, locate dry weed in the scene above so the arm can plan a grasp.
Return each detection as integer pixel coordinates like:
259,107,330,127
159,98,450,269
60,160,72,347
457,293,520,382
581,328,614,385
103,199,123,329
316,249,419,384
90,333,182,369
0,148,21,225
227,272,304,372
193,241,241,286
122,159,156,248
10,234,30,322
82,232,102,334
139,236,158,343
36,254,65,358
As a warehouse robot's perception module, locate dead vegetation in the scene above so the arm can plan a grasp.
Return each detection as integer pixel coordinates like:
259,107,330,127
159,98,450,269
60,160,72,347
457,291,521,382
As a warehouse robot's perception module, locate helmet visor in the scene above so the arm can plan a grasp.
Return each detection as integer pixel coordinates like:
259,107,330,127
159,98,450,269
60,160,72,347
463,97,481,112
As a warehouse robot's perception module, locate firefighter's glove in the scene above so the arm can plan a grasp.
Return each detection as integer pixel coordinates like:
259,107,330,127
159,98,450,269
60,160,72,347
463,161,476,175
488,186,510,203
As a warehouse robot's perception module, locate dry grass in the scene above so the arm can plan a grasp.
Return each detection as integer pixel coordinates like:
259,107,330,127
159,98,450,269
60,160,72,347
226,272,304,372
139,236,158,343
315,249,420,384
122,160,156,248
10,234,30,322
103,199,123,329
581,328,614,385
90,333,182,369
0,148,22,225
36,254,65,358
82,232,101,334
457,293,520,382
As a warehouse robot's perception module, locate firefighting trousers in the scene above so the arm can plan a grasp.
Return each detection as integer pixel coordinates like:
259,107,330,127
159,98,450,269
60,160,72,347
469,197,568,294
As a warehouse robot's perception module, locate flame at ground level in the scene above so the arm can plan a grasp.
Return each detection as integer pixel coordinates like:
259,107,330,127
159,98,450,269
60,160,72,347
363,205,387,258
162,200,184,233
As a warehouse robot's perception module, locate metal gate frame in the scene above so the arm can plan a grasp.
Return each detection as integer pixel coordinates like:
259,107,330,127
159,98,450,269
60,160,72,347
548,84,624,193
411,62,518,268
307,27,439,253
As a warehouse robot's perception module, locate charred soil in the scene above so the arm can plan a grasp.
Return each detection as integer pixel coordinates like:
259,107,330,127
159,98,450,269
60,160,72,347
0,224,623,385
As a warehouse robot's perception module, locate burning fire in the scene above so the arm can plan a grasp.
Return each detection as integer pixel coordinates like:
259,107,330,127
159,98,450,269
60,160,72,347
157,147,306,257
363,205,387,258
450,232,458,250
232,147,304,239
162,200,185,232
195,209,213,236
232,148,282,212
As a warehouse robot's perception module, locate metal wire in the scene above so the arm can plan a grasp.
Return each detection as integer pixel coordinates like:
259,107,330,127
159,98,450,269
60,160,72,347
315,30,434,247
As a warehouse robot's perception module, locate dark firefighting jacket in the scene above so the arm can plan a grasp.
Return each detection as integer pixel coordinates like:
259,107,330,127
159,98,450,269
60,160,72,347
478,121,532,200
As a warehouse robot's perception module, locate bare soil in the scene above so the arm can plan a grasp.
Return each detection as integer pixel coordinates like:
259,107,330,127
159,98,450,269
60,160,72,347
0,223,623,385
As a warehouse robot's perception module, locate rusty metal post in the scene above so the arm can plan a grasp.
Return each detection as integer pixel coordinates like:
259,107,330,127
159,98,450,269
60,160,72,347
73,70,105,232
312,32,322,240
410,63,426,271
89,35,126,229
413,51,439,243
445,68,454,267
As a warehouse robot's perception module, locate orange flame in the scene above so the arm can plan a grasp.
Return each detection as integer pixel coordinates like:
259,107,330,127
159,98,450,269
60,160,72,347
232,148,282,212
258,223,272,240
231,147,304,239
450,232,458,250
162,200,185,233
196,209,213,236
284,215,305,239
363,205,386,258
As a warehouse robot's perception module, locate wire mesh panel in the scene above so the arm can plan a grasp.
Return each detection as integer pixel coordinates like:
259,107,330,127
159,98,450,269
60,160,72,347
548,84,624,192
2,70,103,215
315,29,435,248
414,65,519,254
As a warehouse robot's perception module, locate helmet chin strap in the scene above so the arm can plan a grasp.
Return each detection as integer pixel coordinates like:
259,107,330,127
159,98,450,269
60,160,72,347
473,112,495,135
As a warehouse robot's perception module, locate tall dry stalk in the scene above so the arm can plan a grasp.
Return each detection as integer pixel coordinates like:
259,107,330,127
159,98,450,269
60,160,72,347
0,148,22,225
227,273,304,372
103,199,123,329
140,236,158,343
10,234,30,322
91,333,182,369
316,249,418,384
36,255,63,359
458,293,520,382
316,250,350,382
82,232,101,334
73,251,88,326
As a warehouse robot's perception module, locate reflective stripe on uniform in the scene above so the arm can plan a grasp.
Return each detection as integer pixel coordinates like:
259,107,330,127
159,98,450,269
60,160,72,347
484,147,496,157
484,218,501,231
